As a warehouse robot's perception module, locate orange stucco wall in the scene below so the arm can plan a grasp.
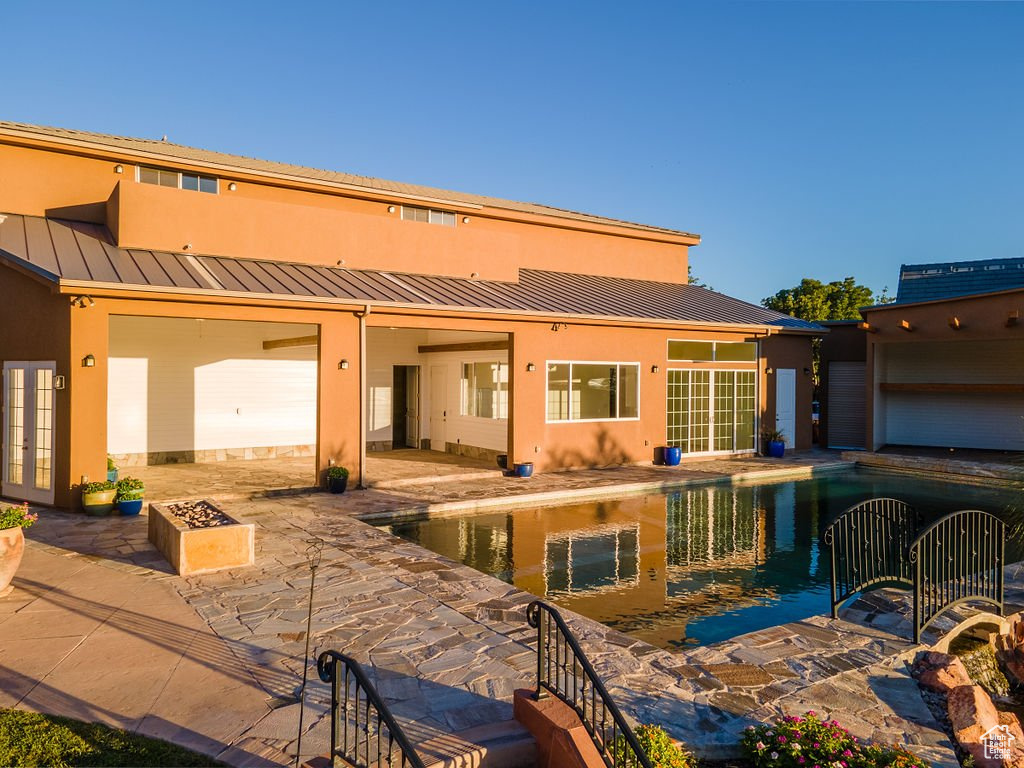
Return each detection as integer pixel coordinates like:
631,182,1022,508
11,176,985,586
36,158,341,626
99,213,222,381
760,334,814,451
0,140,691,284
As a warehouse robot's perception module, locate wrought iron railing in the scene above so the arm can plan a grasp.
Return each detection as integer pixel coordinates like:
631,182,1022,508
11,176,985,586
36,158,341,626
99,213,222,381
316,650,425,768
824,500,1006,643
526,600,653,768
910,509,1005,643
823,498,917,617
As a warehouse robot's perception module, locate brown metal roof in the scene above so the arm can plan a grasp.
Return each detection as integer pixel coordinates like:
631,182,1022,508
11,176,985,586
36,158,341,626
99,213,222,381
0,213,819,332
0,121,698,241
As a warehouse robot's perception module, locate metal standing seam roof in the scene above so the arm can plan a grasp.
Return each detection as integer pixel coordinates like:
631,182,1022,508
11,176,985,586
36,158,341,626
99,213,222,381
0,120,698,241
896,257,1024,304
0,213,821,332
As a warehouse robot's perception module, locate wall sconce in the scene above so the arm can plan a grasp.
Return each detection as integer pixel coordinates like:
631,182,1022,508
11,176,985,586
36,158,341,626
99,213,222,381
651,365,660,374
82,354,96,368
70,296,95,308
550,322,568,332
387,206,396,213
462,216,470,224
114,164,124,174
765,367,774,375
228,182,237,191
526,363,536,372
338,359,350,370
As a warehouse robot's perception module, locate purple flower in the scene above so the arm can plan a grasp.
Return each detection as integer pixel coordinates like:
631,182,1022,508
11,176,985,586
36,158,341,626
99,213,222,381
779,736,788,744
798,758,806,765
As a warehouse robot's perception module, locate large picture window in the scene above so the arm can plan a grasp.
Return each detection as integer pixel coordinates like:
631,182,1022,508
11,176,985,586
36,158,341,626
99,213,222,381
546,362,640,422
667,369,755,454
461,362,507,419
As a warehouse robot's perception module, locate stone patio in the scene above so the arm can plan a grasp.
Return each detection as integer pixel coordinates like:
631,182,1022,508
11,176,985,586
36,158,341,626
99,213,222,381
3,452,1000,767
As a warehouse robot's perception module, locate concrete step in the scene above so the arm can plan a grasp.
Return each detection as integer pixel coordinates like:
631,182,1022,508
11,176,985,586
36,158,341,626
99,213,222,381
303,719,536,768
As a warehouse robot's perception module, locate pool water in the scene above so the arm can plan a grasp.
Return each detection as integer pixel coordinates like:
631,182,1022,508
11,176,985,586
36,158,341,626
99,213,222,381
383,468,1024,649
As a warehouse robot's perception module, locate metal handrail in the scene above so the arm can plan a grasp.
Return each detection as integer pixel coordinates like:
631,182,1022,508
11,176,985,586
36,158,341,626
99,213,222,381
526,600,653,768
909,509,1005,643
823,497,917,616
316,650,426,768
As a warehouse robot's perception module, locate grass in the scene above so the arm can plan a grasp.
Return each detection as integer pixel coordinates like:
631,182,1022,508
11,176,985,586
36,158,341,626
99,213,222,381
0,708,225,767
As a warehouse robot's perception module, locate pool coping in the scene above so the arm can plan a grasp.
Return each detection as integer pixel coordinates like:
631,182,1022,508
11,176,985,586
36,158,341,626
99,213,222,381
355,459,857,524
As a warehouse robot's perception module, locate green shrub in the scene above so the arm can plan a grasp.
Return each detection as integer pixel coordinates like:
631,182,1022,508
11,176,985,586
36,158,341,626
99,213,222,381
82,481,116,494
115,477,145,501
613,724,694,768
327,466,350,479
741,712,929,768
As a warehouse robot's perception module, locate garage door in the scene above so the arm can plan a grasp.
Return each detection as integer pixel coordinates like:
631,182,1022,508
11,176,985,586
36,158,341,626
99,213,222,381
827,362,865,449
881,339,1024,450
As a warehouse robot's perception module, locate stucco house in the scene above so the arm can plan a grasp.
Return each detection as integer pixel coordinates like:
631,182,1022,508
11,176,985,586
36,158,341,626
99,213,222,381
819,257,1024,452
0,121,819,508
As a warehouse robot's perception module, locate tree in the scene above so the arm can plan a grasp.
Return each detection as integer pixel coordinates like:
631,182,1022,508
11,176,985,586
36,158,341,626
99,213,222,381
687,264,711,290
761,277,879,322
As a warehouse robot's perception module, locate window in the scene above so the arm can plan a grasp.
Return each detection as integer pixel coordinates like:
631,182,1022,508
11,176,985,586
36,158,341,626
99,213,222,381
544,525,639,596
138,166,218,194
667,369,755,454
461,362,507,419
667,340,757,362
546,362,640,422
401,205,456,226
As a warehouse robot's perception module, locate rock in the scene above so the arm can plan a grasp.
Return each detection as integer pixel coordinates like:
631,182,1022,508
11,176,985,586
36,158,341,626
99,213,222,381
947,685,1008,768
917,654,973,694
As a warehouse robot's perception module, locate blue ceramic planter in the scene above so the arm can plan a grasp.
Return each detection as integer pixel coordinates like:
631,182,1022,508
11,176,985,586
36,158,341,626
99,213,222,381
496,454,509,470
663,446,682,466
768,440,785,458
513,462,534,478
118,499,144,516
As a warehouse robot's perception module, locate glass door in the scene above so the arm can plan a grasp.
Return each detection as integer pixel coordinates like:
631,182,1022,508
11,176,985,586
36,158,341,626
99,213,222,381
3,362,55,505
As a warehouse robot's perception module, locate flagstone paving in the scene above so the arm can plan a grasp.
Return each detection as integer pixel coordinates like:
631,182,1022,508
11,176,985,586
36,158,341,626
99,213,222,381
7,453,1003,767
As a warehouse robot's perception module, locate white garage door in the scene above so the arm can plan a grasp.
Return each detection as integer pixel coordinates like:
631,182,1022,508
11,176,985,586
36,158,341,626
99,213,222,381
882,339,1024,450
827,362,865,449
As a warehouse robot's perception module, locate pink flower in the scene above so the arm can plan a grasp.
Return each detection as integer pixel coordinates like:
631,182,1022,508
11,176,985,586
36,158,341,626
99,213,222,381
843,750,853,757
779,736,788,744
798,758,806,765
757,742,766,751
807,711,816,716
814,743,820,749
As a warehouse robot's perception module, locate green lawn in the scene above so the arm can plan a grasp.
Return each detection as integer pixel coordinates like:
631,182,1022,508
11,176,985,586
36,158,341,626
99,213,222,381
0,708,224,767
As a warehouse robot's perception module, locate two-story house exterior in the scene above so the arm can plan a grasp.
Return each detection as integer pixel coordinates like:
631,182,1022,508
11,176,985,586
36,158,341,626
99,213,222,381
0,121,819,508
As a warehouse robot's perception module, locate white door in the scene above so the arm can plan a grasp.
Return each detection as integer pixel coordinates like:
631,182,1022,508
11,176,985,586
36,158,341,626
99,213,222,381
429,365,446,452
775,368,796,450
3,362,56,505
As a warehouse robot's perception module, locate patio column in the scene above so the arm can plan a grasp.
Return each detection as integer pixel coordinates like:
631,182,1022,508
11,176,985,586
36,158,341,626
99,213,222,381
67,301,110,508
316,313,361,488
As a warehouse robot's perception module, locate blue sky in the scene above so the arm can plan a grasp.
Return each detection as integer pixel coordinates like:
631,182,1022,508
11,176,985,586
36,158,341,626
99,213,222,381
5,1,1022,304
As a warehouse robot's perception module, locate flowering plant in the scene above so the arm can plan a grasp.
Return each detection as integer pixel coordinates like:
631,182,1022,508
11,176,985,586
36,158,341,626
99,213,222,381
0,502,38,530
741,712,928,768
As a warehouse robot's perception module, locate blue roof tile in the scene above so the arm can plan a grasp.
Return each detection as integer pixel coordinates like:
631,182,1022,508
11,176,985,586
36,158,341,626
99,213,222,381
897,257,1024,304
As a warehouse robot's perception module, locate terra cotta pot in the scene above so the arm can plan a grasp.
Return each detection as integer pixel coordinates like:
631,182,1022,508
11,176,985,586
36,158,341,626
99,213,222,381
0,526,25,597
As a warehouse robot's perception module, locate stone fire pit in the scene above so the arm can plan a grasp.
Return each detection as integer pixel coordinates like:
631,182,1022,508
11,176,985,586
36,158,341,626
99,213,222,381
148,500,254,576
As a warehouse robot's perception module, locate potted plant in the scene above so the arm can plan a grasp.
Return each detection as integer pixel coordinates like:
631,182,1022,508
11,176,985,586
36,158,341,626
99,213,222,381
106,456,119,483
0,502,37,597
496,454,509,470
115,476,146,516
82,480,117,516
762,428,786,458
327,466,349,494
513,461,534,478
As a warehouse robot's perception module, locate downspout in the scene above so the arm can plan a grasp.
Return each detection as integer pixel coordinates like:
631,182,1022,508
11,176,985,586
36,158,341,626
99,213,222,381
356,305,371,488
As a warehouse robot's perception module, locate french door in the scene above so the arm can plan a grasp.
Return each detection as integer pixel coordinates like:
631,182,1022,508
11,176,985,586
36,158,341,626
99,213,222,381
2,362,56,504
667,369,756,455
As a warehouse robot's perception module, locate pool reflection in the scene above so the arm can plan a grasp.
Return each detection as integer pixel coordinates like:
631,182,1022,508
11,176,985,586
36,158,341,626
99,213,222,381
384,469,1024,648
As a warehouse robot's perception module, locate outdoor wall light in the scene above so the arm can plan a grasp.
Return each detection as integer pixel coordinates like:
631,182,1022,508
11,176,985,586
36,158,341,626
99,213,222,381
228,182,237,191
114,164,123,174
387,206,396,213
338,359,350,370
765,367,774,375
651,365,660,374
550,322,568,332
82,354,96,368
70,296,95,308
462,216,470,224
526,363,536,372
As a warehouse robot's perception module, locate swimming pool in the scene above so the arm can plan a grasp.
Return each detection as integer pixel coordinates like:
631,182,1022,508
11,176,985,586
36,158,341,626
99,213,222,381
383,468,1024,649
